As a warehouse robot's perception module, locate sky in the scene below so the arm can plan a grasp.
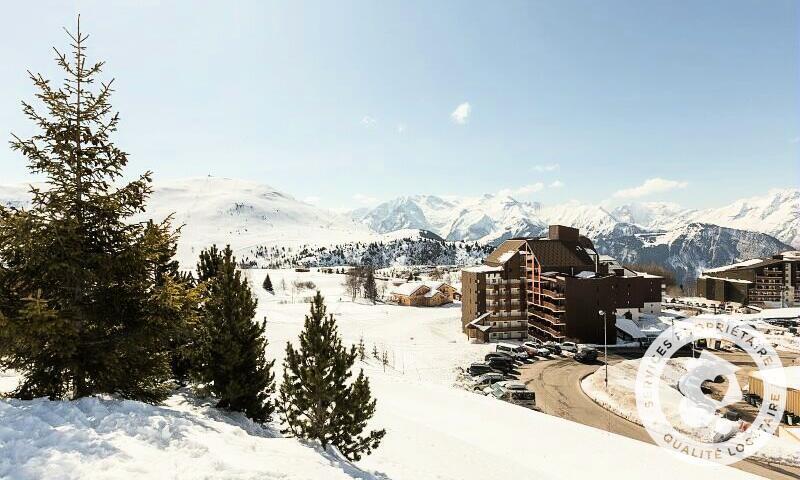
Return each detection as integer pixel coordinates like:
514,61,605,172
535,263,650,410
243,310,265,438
0,0,798,210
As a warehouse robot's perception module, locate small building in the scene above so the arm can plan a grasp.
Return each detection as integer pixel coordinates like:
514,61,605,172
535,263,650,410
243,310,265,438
389,281,458,307
748,366,800,423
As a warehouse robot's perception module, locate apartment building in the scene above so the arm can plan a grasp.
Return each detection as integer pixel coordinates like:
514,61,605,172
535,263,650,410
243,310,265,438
462,225,663,344
697,251,800,307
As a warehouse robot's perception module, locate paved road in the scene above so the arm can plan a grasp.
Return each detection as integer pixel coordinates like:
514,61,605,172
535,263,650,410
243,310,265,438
518,357,800,480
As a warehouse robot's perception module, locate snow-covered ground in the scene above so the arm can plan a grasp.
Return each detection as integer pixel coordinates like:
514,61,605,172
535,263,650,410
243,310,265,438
0,269,762,479
582,358,800,467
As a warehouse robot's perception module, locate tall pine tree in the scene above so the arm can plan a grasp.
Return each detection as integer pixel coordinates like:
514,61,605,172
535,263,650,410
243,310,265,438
196,245,275,423
363,268,378,304
0,17,195,402
279,292,385,460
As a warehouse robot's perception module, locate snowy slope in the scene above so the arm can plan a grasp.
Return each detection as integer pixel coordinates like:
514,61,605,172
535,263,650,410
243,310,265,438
612,189,800,248
595,222,792,284
0,269,758,479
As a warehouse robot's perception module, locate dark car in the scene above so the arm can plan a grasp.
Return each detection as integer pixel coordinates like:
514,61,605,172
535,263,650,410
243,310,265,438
543,342,562,355
486,357,514,374
468,362,497,376
485,352,515,362
574,348,598,364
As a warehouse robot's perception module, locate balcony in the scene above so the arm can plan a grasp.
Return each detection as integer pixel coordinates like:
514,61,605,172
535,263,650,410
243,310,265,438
539,287,565,300
539,300,565,313
528,322,565,340
528,309,566,326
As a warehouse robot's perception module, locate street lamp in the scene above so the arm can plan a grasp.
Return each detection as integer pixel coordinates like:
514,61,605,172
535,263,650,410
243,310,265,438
599,309,608,390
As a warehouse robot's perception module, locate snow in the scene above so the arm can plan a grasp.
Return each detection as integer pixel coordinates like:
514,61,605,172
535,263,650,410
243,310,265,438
751,366,800,390
704,259,765,274
699,275,753,284
582,357,800,467
0,268,762,479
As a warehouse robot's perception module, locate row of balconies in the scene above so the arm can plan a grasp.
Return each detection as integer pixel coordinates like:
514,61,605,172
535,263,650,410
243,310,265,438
528,309,566,326
528,322,566,339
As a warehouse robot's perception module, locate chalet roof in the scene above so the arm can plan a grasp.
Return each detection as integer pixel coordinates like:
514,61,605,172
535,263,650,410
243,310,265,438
485,240,526,266
466,313,493,332
524,239,595,269
390,281,454,297
704,257,783,274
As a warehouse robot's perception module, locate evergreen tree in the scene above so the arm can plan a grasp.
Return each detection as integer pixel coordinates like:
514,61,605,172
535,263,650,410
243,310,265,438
363,268,378,304
279,292,385,460
196,245,275,423
357,336,366,362
197,244,223,282
262,273,274,293
0,18,195,402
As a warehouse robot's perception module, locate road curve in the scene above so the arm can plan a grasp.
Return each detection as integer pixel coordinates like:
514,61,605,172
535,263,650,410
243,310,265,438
518,357,800,480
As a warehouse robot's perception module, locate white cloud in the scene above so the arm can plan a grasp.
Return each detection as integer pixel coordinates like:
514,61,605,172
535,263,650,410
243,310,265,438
353,193,379,205
497,182,544,197
450,102,471,124
613,178,688,199
303,196,320,204
532,163,560,172
549,180,564,188
361,116,376,127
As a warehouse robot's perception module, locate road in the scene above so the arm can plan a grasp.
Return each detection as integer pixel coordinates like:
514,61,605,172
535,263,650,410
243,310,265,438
518,357,800,479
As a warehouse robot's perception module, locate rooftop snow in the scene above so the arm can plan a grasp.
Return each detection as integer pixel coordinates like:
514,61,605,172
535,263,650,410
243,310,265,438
704,258,765,273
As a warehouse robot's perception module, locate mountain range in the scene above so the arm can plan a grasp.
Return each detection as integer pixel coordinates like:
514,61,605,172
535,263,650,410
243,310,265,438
1,178,797,283
353,188,800,249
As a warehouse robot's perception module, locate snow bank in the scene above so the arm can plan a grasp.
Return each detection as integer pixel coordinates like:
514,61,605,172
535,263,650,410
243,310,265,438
0,392,380,480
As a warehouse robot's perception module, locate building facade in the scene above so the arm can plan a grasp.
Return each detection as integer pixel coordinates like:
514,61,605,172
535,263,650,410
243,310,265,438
697,251,800,307
462,225,663,344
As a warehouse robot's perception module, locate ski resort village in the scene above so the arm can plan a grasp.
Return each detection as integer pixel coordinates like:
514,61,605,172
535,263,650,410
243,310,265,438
1,3,799,480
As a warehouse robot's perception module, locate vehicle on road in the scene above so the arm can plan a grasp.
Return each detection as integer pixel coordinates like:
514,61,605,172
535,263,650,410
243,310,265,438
522,341,551,357
560,341,579,354
490,381,537,409
543,342,562,355
496,342,529,361
574,347,598,363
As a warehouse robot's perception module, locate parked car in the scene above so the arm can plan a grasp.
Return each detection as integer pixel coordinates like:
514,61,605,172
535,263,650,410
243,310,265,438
469,372,506,390
486,357,515,374
543,342,562,355
560,341,579,354
522,341,551,357
490,381,537,408
574,347,598,363
496,343,529,361
485,352,515,362
468,362,499,376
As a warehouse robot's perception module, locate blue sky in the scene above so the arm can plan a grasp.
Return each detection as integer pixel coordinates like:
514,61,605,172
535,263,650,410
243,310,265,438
1,0,797,209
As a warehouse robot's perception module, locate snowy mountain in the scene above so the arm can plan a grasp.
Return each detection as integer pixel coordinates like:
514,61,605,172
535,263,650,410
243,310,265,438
594,222,792,285
612,189,800,248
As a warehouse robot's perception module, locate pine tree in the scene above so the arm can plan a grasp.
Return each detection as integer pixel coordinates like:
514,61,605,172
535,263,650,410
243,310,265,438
262,274,274,293
363,267,378,304
357,336,366,362
0,18,195,402
196,245,275,423
279,292,385,460
372,344,379,359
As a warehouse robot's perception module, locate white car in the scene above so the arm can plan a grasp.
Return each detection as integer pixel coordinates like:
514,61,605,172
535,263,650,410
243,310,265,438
496,342,529,361
522,341,551,357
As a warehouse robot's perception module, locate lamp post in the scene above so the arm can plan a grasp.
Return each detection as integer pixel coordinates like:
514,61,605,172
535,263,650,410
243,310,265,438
600,309,608,390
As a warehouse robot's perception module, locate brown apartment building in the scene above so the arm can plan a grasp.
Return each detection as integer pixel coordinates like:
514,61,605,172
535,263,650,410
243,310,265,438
697,251,800,307
462,225,663,344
